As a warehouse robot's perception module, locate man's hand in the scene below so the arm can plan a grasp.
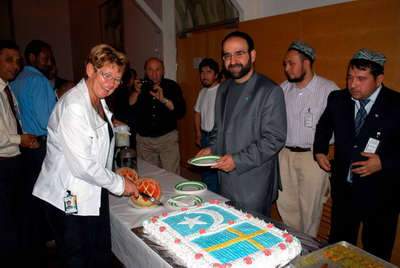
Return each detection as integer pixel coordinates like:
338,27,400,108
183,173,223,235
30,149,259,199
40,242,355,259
20,134,39,149
315,153,331,172
352,152,382,177
150,85,164,101
195,134,201,148
195,147,212,157
212,154,235,173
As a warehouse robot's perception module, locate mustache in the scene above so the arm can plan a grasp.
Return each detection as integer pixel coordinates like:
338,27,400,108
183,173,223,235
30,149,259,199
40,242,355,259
228,63,243,68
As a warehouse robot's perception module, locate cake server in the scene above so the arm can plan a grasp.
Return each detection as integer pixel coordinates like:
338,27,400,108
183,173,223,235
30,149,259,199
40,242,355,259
139,192,164,206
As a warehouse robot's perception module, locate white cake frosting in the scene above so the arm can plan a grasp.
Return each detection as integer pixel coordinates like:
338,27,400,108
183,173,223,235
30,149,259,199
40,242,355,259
143,201,302,267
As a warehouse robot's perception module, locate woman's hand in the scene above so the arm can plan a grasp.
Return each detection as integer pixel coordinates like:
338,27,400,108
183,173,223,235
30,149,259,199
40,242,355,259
123,177,139,197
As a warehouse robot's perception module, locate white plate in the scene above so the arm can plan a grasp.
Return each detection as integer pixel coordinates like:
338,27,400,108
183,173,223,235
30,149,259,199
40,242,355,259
174,181,207,195
187,155,221,166
167,194,203,209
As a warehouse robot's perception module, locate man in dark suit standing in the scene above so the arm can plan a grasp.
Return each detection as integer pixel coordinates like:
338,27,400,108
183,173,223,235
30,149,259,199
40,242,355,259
314,49,400,261
196,31,287,216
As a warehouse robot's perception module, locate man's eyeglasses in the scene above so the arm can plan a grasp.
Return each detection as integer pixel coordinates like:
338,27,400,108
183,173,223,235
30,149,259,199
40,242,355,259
222,51,248,61
95,67,123,85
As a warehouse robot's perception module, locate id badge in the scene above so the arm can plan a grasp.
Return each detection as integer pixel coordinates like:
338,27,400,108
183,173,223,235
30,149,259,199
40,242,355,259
364,137,380,153
64,191,78,215
304,109,313,128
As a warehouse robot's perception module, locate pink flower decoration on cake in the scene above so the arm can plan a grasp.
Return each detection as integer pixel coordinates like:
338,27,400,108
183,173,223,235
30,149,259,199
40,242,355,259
228,205,233,208
213,264,232,268
215,200,221,204
149,217,158,223
244,256,252,264
228,220,235,225
199,228,206,234
286,237,293,243
181,208,188,211
210,200,216,204
159,226,166,232
246,214,253,219
282,232,290,238
174,239,181,244
195,253,203,259
262,249,272,256
267,223,274,228
162,213,168,217
196,203,202,207
278,243,286,250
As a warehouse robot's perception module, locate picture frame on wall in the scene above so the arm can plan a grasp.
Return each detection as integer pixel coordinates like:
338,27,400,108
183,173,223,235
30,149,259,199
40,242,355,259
99,0,124,50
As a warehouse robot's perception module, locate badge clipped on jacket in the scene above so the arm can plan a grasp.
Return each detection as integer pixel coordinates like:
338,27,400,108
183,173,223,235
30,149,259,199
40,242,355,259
64,190,78,215
364,132,381,153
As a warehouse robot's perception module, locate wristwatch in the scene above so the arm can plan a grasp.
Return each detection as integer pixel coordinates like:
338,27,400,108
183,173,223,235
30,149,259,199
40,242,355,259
163,99,169,105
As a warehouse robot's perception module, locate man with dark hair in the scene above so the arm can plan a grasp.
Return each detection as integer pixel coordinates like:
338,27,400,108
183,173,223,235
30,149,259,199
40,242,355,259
0,39,39,268
10,39,56,267
131,57,186,175
194,58,220,193
314,49,400,261
277,40,339,237
196,31,287,216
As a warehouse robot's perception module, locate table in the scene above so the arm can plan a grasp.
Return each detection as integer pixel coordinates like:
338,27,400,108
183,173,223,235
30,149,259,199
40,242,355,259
109,159,229,268
109,159,326,268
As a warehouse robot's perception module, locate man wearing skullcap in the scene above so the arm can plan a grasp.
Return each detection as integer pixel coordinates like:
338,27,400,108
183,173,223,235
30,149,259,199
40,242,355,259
314,49,400,261
277,40,339,237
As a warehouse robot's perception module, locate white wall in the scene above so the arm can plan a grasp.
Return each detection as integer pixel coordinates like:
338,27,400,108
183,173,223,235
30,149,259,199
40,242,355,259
231,0,355,21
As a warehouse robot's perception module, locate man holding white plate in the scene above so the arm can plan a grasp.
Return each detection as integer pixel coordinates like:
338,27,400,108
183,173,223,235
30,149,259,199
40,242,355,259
196,31,287,216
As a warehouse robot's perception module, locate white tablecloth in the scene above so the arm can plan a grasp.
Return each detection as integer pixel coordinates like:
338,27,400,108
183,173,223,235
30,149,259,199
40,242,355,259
109,159,228,268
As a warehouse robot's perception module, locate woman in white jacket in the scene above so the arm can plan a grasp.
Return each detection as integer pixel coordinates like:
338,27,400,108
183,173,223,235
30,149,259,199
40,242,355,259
33,44,138,267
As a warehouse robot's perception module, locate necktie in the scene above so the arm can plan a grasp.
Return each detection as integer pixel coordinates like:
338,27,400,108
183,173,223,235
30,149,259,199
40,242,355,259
354,99,370,136
4,85,23,134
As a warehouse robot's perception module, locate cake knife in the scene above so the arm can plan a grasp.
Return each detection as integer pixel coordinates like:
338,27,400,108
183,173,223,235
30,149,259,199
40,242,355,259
139,192,164,206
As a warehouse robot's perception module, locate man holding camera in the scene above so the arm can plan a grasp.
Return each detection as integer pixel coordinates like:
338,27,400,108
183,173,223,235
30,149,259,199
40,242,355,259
131,57,186,174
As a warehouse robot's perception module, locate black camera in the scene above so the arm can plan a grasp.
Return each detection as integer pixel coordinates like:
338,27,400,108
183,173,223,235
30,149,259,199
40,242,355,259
140,78,156,93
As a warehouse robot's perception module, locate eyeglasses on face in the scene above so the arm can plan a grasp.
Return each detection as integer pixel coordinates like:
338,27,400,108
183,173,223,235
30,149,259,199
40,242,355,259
222,51,248,61
94,66,123,85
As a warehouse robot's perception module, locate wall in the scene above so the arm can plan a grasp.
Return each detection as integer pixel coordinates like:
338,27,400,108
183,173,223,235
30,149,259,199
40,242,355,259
124,0,163,78
12,0,74,81
232,0,354,21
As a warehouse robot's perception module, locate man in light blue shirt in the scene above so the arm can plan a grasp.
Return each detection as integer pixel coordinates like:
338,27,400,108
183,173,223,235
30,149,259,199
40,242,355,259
10,39,56,267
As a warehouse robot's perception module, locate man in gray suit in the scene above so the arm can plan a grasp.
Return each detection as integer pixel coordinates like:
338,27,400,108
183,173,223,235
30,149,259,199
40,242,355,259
196,31,287,216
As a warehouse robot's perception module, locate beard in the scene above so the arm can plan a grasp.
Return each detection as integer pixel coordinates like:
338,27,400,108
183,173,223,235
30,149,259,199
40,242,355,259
36,65,53,79
201,79,214,88
227,58,252,80
286,70,306,83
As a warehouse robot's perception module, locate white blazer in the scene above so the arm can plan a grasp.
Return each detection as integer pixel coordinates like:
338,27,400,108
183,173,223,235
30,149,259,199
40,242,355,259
33,78,124,216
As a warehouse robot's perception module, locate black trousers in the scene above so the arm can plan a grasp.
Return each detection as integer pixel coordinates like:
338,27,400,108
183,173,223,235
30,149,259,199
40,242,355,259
19,139,49,267
0,158,22,268
329,182,398,262
45,188,112,268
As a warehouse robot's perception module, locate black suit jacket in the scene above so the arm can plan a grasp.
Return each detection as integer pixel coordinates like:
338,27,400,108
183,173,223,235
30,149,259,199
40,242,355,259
314,85,400,211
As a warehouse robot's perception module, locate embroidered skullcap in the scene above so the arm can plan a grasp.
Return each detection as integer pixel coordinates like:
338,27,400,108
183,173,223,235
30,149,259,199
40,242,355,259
352,49,386,67
288,40,316,61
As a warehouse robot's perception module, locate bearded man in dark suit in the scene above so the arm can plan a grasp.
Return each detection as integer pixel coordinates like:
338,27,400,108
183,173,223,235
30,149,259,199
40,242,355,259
314,49,400,261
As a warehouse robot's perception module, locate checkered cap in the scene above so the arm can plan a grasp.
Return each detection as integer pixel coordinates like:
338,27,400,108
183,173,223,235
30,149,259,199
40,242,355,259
352,49,386,67
288,40,316,61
